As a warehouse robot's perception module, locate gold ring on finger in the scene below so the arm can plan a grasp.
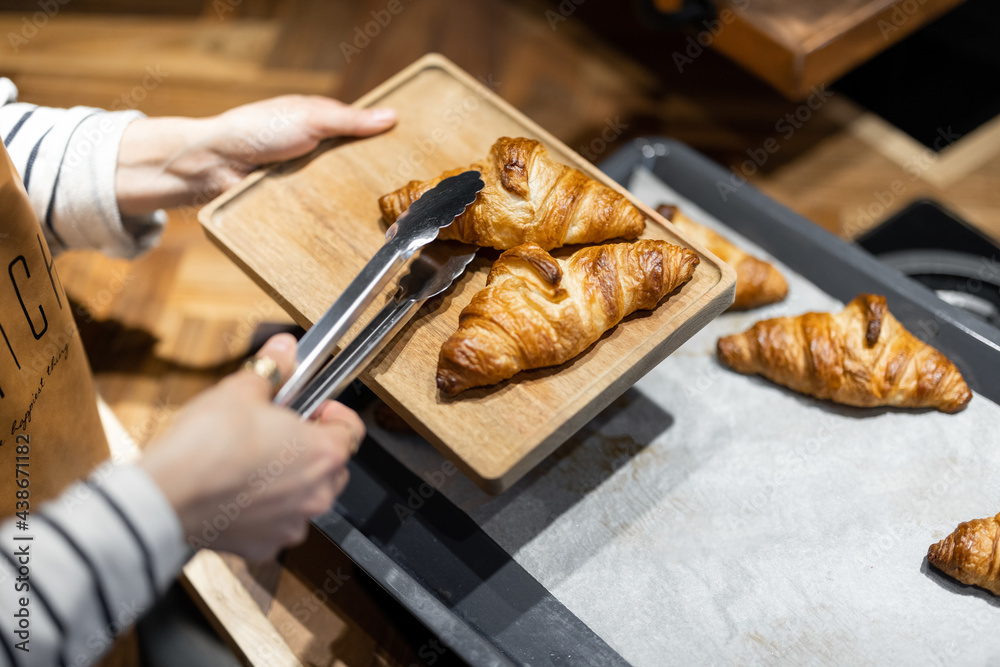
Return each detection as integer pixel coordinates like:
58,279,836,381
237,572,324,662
243,356,282,396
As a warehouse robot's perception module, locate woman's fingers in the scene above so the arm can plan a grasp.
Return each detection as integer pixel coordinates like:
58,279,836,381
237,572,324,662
329,467,350,499
142,330,367,561
316,400,366,444
300,467,350,519
257,332,297,378
300,96,397,138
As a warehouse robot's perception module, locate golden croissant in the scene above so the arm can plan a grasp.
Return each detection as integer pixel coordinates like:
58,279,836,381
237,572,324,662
379,137,645,250
717,294,972,412
437,240,699,395
928,513,1000,595
657,204,787,311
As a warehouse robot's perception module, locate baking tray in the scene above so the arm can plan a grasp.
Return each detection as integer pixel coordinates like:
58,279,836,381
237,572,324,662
311,413,628,667
855,199,1000,329
311,137,1000,666
199,54,734,493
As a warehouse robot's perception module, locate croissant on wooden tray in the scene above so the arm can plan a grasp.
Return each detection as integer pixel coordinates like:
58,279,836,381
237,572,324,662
657,204,787,311
717,294,972,413
437,240,699,395
379,137,645,250
928,513,1000,595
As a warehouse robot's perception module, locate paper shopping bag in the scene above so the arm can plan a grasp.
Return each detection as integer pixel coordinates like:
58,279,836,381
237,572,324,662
0,141,109,519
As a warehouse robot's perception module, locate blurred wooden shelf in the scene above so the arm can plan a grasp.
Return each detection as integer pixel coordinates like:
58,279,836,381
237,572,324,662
706,0,967,99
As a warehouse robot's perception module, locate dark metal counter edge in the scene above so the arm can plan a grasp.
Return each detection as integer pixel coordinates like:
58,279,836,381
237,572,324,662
601,137,1000,405
310,421,631,667
311,509,514,667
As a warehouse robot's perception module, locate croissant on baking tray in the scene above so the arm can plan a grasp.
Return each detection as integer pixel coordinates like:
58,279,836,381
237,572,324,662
928,512,1000,595
379,137,645,250
657,204,787,311
436,240,699,395
717,294,972,413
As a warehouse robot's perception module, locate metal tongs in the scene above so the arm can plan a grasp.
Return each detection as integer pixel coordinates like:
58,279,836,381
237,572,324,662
273,170,484,418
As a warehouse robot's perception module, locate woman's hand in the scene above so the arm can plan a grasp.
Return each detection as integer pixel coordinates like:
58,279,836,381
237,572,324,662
115,95,396,216
139,333,365,560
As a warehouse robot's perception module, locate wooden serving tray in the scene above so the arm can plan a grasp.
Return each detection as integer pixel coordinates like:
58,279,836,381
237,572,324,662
199,53,735,492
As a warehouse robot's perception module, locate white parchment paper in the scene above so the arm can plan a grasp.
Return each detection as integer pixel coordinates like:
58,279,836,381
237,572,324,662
365,166,1000,666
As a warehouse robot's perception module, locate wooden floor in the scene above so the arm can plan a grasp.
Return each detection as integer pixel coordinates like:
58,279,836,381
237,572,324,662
2,0,998,664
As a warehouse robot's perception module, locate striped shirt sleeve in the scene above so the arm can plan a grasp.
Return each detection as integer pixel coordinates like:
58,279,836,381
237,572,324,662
0,78,166,259
0,464,190,666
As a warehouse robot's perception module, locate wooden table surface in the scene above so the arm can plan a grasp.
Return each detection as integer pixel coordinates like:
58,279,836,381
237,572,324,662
1,0,998,664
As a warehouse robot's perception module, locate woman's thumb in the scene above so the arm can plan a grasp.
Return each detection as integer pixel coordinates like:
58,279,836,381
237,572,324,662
240,333,297,399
